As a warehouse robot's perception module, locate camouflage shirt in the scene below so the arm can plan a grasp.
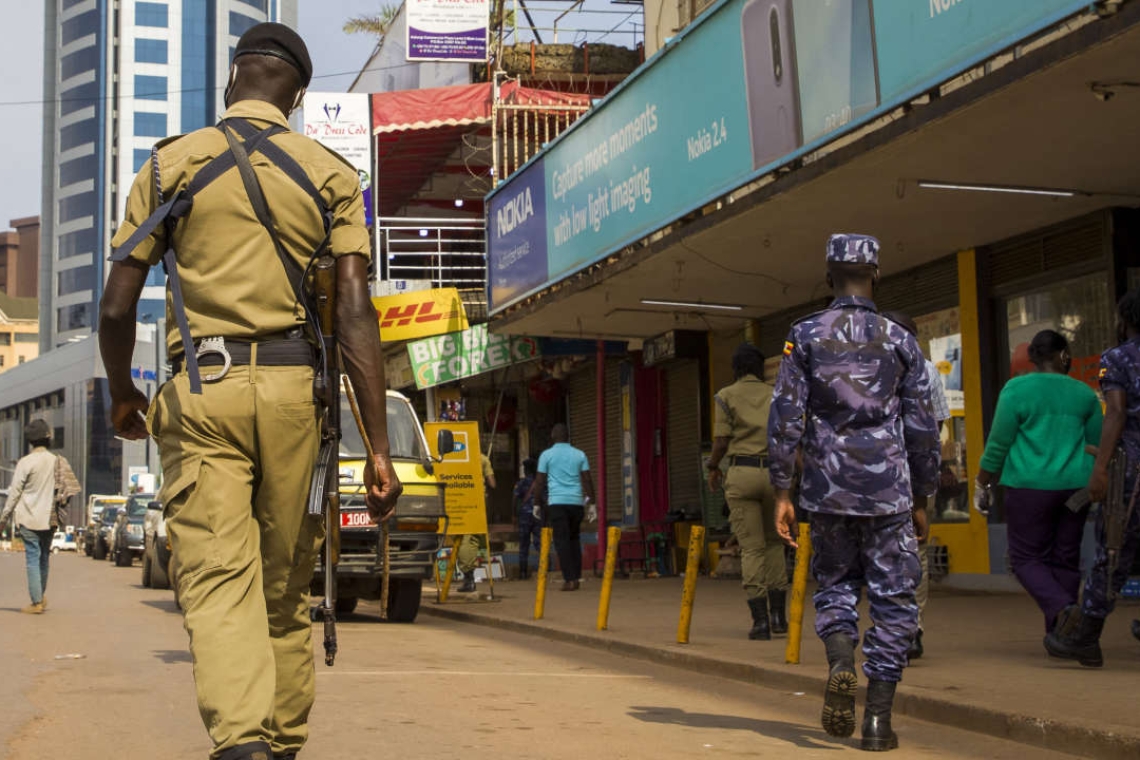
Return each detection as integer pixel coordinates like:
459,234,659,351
1099,338,1140,463
767,296,940,516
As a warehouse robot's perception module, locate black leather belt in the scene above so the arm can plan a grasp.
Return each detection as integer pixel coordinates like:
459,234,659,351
729,455,769,468
171,337,315,378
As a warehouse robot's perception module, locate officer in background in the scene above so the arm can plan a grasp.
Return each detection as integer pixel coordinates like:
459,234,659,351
456,450,497,592
768,234,939,753
515,457,541,580
706,343,788,640
1046,287,1140,666
98,24,401,760
884,310,951,661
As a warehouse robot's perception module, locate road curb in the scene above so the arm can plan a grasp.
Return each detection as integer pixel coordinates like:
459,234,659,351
422,604,1140,760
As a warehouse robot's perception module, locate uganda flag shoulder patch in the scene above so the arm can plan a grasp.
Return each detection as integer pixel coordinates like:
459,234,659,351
783,341,795,357
1099,367,1107,379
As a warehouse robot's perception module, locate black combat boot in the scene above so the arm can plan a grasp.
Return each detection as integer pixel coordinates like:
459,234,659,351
747,596,771,640
821,633,858,738
860,680,899,752
1044,607,1104,667
1131,619,1140,642
769,589,788,635
217,742,272,760
458,570,476,593
907,629,923,660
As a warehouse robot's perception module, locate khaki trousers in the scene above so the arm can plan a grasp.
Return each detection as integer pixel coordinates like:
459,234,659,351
149,365,324,759
457,533,484,573
724,465,788,599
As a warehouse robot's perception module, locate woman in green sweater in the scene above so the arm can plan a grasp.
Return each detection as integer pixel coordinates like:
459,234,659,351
975,330,1103,633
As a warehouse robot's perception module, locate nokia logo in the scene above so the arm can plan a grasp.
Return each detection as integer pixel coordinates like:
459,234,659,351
495,187,534,238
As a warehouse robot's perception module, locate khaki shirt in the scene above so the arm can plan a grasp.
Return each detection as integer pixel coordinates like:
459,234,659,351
111,100,370,357
713,376,773,458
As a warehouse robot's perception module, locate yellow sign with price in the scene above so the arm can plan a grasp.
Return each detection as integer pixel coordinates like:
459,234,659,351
425,421,488,536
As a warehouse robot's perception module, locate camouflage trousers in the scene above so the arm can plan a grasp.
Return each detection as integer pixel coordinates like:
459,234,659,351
1081,474,1140,619
809,510,921,683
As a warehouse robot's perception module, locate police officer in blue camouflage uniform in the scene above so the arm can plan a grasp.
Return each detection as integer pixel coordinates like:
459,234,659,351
1046,287,1140,666
768,234,940,752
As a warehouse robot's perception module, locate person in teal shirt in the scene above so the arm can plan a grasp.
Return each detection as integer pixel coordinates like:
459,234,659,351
532,424,595,591
975,330,1103,635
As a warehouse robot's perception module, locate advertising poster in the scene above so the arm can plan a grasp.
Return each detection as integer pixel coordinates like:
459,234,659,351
407,324,541,389
929,333,964,412
302,92,373,225
373,287,469,342
425,421,487,535
406,0,489,62
486,0,1090,314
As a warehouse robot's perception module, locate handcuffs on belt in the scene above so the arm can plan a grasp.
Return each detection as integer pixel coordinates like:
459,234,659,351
196,336,232,383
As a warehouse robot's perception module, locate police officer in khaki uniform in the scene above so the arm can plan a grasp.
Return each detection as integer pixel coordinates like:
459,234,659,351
98,24,401,760
707,344,788,640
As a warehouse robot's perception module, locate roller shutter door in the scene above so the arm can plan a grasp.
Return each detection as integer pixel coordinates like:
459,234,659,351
665,359,702,515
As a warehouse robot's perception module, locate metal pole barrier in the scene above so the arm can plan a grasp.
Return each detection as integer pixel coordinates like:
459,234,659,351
440,536,462,603
785,523,813,664
676,525,705,644
535,527,553,619
596,525,621,631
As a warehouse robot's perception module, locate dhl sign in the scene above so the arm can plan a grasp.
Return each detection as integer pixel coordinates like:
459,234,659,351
372,287,470,342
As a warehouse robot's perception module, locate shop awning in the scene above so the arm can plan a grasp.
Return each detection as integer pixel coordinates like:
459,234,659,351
371,82,591,216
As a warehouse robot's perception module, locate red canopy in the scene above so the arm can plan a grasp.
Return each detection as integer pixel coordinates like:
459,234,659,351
370,82,591,216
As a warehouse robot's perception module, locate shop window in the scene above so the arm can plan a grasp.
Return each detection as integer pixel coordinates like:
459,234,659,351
913,307,970,525
1003,271,1113,392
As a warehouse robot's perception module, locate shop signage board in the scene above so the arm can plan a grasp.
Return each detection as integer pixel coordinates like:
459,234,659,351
373,287,469,343
408,323,540,389
406,0,489,62
487,0,1091,314
425,421,488,535
302,93,373,225
375,279,433,297
384,350,416,390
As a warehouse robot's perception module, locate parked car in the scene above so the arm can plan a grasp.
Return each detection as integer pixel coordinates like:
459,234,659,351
51,528,78,553
84,495,126,556
91,506,121,561
142,498,171,589
111,494,153,567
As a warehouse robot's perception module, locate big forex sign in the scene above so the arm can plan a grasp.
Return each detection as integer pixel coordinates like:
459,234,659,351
373,288,469,342
407,324,540,389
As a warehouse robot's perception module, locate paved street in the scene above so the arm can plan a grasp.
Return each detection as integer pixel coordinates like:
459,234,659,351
0,552,1081,759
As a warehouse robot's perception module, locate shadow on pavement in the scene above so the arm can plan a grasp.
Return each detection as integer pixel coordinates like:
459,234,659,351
154,649,192,664
141,599,181,614
628,705,843,751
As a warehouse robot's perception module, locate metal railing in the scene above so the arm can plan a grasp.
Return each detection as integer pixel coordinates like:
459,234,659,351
379,217,488,292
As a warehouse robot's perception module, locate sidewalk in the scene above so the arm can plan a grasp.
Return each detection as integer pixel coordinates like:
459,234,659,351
421,574,1140,760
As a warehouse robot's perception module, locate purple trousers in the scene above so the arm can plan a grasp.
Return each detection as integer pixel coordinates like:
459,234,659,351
1004,487,1089,631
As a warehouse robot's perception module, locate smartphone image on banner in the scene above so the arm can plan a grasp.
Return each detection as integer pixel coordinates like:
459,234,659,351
741,0,801,171
789,0,879,146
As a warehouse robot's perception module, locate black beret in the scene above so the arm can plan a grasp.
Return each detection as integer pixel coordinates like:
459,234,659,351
233,22,312,87
25,419,51,442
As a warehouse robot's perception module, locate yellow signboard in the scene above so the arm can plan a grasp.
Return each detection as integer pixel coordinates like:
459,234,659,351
373,288,470,343
426,421,487,535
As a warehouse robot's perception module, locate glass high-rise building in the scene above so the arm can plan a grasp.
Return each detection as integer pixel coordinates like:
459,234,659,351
40,0,298,352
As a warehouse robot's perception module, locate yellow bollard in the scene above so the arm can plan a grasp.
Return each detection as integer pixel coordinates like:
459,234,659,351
534,527,553,619
676,525,706,644
785,522,813,664
596,525,622,630
439,536,462,603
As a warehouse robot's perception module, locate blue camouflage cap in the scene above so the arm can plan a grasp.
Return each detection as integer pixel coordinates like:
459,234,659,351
826,233,880,266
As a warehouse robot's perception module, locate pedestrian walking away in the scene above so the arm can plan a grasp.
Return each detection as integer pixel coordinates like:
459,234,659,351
98,22,401,760
707,343,788,641
1047,287,1140,668
531,423,596,590
515,457,542,580
973,330,1101,637
0,419,62,615
768,234,940,752
884,311,951,661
